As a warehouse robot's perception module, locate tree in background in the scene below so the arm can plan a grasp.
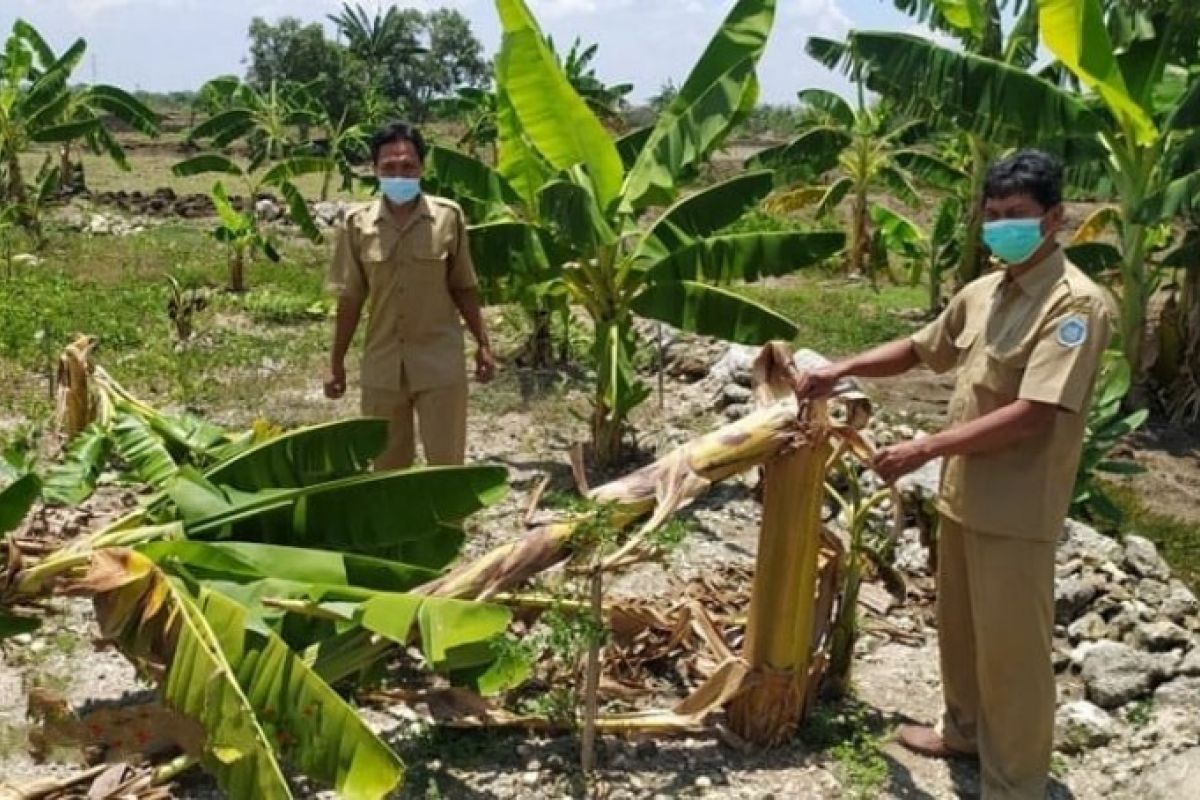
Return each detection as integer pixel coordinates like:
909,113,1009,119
246,17,351,122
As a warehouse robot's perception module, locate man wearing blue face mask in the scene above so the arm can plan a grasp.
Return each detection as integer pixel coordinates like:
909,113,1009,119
789,150,1112,799
325,122,496,469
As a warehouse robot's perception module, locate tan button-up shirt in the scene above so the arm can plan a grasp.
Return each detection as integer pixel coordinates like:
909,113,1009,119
911,249,1113,541
328,195,478,393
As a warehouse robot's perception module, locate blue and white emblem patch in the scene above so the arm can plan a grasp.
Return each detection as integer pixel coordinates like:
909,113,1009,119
1056,315,1088,348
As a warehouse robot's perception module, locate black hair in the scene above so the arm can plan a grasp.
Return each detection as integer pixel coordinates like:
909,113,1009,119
983,149,1064,210
370,122,427,165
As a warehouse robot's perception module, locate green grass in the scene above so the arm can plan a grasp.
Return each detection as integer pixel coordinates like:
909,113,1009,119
803,698,891,800
0,221,338,429
1099,480,1200,592
742,272,927,357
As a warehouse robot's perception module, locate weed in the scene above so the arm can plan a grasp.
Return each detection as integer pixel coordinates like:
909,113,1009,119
1125,698,1153,728
1099,480,1200,591
803,699,891,800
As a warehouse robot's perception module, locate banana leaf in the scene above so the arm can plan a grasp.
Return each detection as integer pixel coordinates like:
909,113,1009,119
637,171,775,262
85,84,160,136
796,88,856,128
205,418,387,491
0,472,41,536
623,0,776,210
424,145,523,216
745,127,851,181
42,425,111,506
494,0,624,210
172,154,243,179
81,549,405,798
494,86,552,208
112,413,180,490
168,465,507,568
631,280,798,345
138,540,440,593
643,231,846,285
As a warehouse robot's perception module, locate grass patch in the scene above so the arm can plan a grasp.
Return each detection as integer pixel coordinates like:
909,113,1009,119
0,222,337,428
802,698,891,800
1098,480,1200,592
742,272,926,357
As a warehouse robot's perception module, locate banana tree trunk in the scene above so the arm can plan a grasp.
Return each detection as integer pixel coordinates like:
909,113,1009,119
59,143,73,193
959,135,991,287
229,247,246,294
5,151,33,231
320,166,333,202
726,404,835,745
849,186,869,278
421,402,810,601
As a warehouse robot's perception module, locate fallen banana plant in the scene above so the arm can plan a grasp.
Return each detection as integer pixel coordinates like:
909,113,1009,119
3,338,893,796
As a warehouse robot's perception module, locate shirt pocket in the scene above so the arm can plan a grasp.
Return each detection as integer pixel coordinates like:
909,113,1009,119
978,341,1029,398
953,325,980,366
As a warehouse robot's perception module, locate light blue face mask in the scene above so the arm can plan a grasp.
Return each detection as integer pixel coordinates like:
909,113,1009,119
380,177,422,204
982,217,1046,265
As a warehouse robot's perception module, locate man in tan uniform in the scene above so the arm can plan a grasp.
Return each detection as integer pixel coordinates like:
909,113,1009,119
792,151,1111,799
324,122,495,468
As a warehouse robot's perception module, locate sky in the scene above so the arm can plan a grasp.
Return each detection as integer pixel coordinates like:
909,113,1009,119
2,0,933,104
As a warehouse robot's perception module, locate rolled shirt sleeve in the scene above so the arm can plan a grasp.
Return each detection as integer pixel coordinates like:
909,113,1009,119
327,219,368,302
447,206,479,291
911,292,967,374
1018,298,1111,413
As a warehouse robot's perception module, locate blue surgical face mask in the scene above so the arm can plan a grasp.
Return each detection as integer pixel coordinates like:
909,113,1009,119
982,217,1046,265
380,176,421,204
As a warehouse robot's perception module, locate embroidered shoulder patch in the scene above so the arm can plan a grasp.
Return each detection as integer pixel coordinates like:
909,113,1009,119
1056,315,1088,348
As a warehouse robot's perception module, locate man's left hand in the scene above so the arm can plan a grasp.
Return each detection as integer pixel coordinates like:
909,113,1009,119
872,440,934,484
475,345,497,383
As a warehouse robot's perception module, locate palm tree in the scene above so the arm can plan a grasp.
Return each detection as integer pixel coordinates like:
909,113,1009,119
327,2,424,91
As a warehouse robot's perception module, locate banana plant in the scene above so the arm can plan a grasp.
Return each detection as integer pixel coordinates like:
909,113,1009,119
0,20,159,241
752,86,964,279
809,2,1200,397
425,0,844,464
171,154,321,292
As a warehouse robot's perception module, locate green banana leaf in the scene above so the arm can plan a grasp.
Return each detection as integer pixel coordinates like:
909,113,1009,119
0,472,41,536
1065,242,1123,275
276,180,323,244
537,174,618,253
1038,0,1158,145
593,321,651,422
262,156,327,186
191,108,255,144
168,465,507,568
205,418,387,491
643,231,846,285
1135,168,1200,224
495,86,552,208
631,280,798,345
796,88,856,128
0,612,40,641
616,126,653,170
623,0,776,210
111,413,180,490
173,154,243,179
86,550,405,798
637,171,776,262
1167,77,1200,131
494,0,624,210
85,84,160,136
424,145,523,217
806,32,1103,144
139,540,440,593
745,126,851,180
42,425,111,506
30,119,100,143
816,176,855,217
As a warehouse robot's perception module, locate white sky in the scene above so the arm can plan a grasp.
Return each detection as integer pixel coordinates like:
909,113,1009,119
3,0,927,103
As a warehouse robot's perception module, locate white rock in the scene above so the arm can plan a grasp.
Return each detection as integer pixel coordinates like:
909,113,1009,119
694,775,713,789
1124,535,1171,581
1180,648,1200,677
521,771,540,786
1059,519,1122,563
1081,641,1175,709
1055,700,1119,753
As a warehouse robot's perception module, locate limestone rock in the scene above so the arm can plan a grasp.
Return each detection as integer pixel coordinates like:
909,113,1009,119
1056,576,1100,625
1059,519,1122,564
1134,619,1192,652
1161,581,1199,624
1080,641,1176,709
1124,535,1171,581
1055,700,1119,753
1153,676,1200,710
1133,746,1200,799
1068,612,1111,643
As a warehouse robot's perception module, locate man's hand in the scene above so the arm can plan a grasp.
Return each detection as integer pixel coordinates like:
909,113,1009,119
324,362,347,399
790,364,842,404
475,345,497,384
873,439,934,484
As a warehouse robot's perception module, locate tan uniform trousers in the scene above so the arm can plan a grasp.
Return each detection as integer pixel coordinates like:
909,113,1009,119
937,517,1056,800
361,370,467,470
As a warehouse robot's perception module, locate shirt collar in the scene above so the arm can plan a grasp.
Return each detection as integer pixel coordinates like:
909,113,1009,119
1006,247,1065,297
370,194,434,231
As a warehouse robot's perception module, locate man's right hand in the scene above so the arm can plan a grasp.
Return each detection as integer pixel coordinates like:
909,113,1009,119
790,364,842,404
324,363,347,399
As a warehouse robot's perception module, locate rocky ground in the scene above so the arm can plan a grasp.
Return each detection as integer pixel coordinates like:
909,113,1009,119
2,334,1198,799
